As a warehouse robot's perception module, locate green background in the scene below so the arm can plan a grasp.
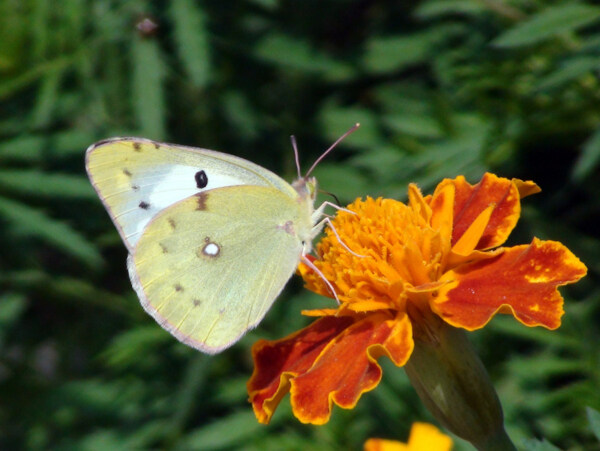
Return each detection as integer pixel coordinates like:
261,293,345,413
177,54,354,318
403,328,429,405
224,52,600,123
1,1,599,449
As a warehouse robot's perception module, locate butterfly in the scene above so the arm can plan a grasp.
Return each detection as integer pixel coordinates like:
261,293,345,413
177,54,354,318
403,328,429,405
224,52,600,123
85,126,358,354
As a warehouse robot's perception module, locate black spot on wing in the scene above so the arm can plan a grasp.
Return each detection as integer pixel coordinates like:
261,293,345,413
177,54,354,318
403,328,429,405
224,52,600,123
132,184,140,191
139,201,150,210
192,299,201,307
195,170,208,189
123,168,132,177
153,142,160,149
195,192,208,211
159,243,168,253
174,283,183,292
168,218,176,230
133,142,142,151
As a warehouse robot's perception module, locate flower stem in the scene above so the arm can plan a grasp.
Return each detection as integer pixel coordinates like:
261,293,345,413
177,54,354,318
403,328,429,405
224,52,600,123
404,312,516,450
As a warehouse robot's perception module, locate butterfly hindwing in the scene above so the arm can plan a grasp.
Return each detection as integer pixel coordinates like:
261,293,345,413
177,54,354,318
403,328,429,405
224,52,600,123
85,137,296,251
128,184,313,353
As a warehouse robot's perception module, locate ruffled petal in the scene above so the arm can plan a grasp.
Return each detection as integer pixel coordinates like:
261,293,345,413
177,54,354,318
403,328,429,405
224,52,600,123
248,312,413,425
290,312,413,424
248,315,354,424
432,173,536,251
512,178,541,198
433,238,587,330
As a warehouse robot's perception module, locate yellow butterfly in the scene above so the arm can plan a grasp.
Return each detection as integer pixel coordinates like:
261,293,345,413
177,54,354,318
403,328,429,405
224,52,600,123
85,126,358,354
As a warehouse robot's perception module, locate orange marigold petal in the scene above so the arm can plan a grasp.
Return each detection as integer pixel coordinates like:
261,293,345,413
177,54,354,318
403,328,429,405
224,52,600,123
301,308,339,317
512,178,541,198
364,438,408,451
434,238,588,330
347,300,394,312
441,173,525,250
298,260,336,299
248,316,354,424
451,203,495,256
429,180,455,248
290,312,413,424
408,183,432,224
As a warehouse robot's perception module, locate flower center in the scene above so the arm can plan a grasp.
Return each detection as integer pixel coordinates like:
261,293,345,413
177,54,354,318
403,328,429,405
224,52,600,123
316,197,446,312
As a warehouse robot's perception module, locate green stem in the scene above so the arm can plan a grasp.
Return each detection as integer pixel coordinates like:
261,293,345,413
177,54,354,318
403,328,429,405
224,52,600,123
478,428,517,451
403,310,516,450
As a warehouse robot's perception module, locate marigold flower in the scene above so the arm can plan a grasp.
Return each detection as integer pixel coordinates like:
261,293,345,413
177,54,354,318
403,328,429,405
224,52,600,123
247,173,587,427
364,422,452,451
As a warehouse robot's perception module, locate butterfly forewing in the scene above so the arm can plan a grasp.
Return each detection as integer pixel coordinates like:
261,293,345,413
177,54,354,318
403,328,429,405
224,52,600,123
128,185,313,353
85,138,296,251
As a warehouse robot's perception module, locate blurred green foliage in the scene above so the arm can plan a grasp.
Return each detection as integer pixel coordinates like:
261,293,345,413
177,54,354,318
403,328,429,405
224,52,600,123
1,0,599,449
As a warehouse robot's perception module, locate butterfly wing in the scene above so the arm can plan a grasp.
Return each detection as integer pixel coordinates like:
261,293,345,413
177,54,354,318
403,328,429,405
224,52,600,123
128,184,313,353
85,137,296,251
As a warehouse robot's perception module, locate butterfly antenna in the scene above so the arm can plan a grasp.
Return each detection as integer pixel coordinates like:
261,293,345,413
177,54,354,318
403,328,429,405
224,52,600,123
291,135,302,179
305,123,360,178
319,189,341,206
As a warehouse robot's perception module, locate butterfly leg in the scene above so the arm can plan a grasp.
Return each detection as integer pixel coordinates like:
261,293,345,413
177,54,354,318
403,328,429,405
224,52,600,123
300,254,340,304
311,200,356,223
311,216,367,258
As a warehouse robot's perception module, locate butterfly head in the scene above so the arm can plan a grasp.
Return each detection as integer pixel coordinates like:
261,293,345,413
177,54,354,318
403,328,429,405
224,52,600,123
292,176,318,202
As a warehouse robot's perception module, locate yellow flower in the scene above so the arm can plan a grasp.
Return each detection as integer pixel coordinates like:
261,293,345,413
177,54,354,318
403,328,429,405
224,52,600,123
364,423,452,451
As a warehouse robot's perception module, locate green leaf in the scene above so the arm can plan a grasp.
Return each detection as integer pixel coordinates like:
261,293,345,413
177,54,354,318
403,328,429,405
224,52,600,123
56,378,143,416
170,0,211,87
536,56,600,91
179,411,265,450
51,130,99,157
486,315,580,349
0,170,96,199
493,4,600,48
520,438,562,451
312,163,370,203
362,33,434,74
30,69,62,128
572,127,600,182
587,406,600,440
0,53,75,101
0,293,27,348
254,34,355,82
165,354,212,443
318,104,383,149
39,276,134,316
131,35,167,140
0,293,27,327
383,113,444,138
102,326,171,369
416,0,487,19
71,430,131,451
0,195,102,267
222,91,259,140
0,135,45,163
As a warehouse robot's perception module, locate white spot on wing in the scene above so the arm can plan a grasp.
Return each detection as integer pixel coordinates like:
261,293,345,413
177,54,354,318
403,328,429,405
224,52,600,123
203,242,220,256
